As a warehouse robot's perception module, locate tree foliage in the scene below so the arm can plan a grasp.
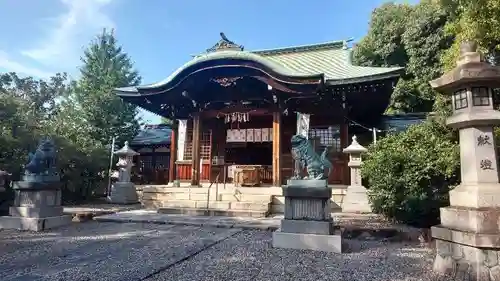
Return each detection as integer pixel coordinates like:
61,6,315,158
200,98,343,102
73,28,141,146
362,119,460,227
353,1,452,113
353,0,500,226
0,29,143,204
440,0,500,68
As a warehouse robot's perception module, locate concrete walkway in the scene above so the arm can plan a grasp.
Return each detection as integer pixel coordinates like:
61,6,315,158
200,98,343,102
95,210,282,230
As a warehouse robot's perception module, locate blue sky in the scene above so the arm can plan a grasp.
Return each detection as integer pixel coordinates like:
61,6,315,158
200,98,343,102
0,0,418,124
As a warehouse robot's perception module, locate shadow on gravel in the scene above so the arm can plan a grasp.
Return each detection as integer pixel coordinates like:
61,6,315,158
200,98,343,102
145,230,446,281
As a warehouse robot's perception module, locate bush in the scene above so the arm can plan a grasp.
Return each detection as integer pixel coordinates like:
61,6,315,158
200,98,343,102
361,118,460,228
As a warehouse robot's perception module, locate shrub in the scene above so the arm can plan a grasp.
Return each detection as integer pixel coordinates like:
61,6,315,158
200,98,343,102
361,118,460,228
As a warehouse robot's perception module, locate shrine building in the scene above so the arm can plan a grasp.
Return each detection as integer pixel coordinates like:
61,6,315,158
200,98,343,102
115,33,403,189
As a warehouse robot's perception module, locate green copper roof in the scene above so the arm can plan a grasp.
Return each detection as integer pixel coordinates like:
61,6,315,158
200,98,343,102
138,50,322,91
131,124,171,146
252,41,403,84
115,35,403,95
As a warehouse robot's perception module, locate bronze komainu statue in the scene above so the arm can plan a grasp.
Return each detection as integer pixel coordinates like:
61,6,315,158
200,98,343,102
24,138,57,177
290,134,332,180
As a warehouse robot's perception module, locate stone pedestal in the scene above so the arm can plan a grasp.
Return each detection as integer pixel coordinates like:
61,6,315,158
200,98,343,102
108,141,139,204
0,182,72,231
0,171,7,192
272,180,342,253
429,41,500,280
342,136,372,213
108,182,138,204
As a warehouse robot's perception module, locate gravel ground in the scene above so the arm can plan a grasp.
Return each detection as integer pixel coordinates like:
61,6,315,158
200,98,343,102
146,230,449,281
0,222,240,281
0,222,450,281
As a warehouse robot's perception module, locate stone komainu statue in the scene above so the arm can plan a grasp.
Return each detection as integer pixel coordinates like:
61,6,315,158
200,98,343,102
24,138,57,177
290,134,332,180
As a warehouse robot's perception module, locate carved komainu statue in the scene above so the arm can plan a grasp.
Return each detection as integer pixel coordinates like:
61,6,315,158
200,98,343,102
290,134,332,180
24,138,57,177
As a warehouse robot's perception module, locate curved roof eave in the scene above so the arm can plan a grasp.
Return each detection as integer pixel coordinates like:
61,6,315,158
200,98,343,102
325,67,404,86
135,50,323,91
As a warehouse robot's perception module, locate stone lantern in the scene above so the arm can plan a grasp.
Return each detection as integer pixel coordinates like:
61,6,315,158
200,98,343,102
0,170,10,192
342,135,371,213
108,141,140,204
429,41,500,280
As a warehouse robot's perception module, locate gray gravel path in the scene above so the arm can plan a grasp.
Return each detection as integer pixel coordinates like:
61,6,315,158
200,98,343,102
146,231,449,281
0,222,450,281
0,222,240,281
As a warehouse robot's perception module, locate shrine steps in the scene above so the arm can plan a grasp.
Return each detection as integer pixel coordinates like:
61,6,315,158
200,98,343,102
157,200,271,218
158,207,269,218
137,185,346,218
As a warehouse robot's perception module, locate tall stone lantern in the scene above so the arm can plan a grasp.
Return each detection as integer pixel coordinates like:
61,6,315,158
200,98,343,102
108,141,139,204
342,135,372,213
429,42,500,280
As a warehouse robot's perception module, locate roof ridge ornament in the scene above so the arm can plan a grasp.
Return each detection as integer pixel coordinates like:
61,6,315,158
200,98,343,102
206,32,244,53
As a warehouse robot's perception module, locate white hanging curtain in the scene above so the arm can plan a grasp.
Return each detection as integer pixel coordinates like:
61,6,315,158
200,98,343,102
296,112,310,139
177,119,187,161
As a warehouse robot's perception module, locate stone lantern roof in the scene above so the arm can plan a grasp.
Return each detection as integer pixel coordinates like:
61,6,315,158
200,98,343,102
343,135,367,154
114,141,139,156
429,41,500,92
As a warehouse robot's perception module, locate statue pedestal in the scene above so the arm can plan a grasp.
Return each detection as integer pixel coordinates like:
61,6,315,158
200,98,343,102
342,185,372,213
0,181,72,231
272,180,342,253
108,182,138,204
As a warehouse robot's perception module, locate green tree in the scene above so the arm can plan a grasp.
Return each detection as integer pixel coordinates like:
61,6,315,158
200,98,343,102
353,1,452,113
362,119,460,227
0,72,69,175
440,0,500,69
74,28,142,146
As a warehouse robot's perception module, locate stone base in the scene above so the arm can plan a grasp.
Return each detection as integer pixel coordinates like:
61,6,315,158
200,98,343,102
433,239,500,280
286,179,328,188
440,206,500,234
0,215,72,231
108,182,139,204
281,219,334,235
342,185,372,213
449,183,500,208
272,229,342,253
432,224,500,280
9,206,63,218
282,185,332,221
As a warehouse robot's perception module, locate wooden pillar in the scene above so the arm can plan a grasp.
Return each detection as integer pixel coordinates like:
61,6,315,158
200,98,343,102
169,124,177,183
191,115,202,186
272,111,282,186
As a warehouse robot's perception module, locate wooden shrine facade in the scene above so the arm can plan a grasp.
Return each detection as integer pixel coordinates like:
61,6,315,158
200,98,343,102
169,112,350,186
129,124,172,185
115,33,403,187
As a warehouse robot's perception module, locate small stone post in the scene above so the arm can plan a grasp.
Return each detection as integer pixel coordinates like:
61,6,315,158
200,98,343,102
429,41,500,280
108,141,140,204
342,135,372,213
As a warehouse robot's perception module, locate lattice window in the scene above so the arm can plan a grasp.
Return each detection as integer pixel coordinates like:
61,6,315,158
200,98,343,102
155,155,170,169
308,126,342,153
472,87,490,106
183,130,211,160
138,156,153,170
454,89,468,110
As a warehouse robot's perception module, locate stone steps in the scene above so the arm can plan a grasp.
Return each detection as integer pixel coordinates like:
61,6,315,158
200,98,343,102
158,200,270,211
158,207,269,218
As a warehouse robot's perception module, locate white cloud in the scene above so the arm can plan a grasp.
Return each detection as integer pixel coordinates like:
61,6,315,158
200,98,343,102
21,0,115,68
0,51,54,78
